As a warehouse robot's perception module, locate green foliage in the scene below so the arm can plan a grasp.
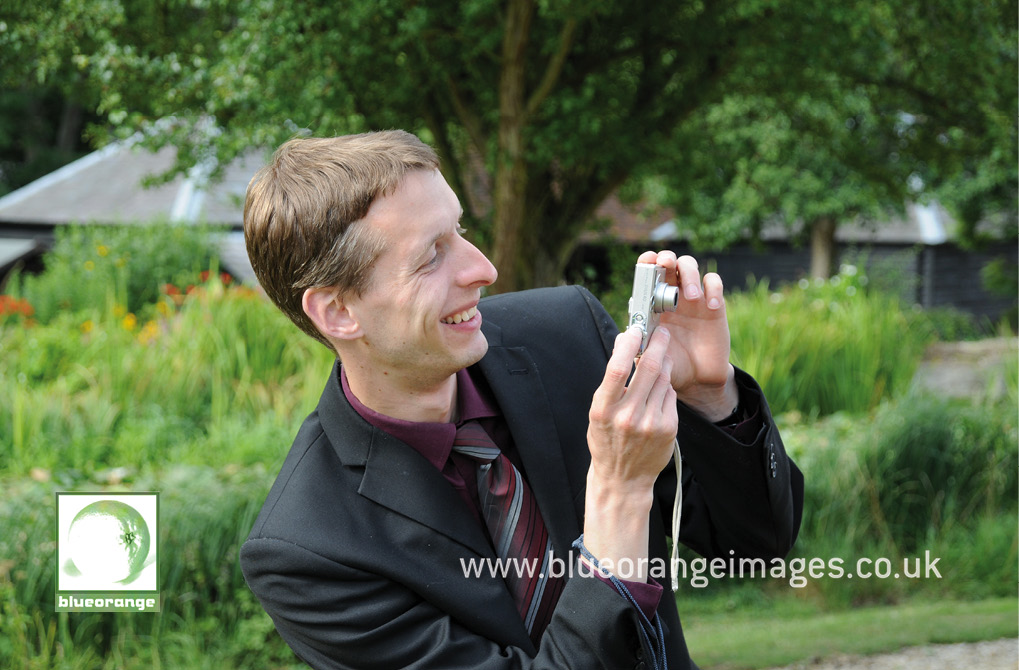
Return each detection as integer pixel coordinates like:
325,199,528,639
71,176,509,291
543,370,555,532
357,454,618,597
645,85,909,252
622,0,1016,260
0,468,303,670
0,282,333,477
980,256,1019,331
727,265,933,416
0,224,334,478
6,223,220,321
596,254,939,417
920,306,997,342
784,390,1018,605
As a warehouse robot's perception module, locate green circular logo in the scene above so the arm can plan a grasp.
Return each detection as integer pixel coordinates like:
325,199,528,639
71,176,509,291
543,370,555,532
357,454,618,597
67,500,151,583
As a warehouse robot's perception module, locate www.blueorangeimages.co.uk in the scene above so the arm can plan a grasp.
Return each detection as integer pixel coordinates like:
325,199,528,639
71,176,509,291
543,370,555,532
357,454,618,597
460,550,942,589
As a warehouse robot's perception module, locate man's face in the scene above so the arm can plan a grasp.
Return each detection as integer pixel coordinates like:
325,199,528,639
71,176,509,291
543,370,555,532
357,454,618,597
344,169,498,387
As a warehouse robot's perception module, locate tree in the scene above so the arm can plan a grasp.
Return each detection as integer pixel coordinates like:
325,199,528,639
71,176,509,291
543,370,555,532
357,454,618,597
627,0,1017,278
642,83,916,279
0,0,113,194
85,0,791,291
5,0,1015,289
0,0,237,194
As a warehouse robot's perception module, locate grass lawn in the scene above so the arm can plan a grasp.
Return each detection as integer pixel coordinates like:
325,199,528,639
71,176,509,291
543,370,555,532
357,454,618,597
681,596,1018,669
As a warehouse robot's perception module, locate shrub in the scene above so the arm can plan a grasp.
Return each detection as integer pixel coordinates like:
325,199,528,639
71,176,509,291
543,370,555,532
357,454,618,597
0,276,334,478
787,390,1018,605
727,266,934,416
5,223,221,323
0,467,303,670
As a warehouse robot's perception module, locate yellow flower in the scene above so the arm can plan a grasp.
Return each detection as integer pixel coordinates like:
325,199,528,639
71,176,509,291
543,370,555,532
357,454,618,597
115,257,127,268
96,245,109,257
122,313,137,331
156,300,171,316
84,260,95,271
113,304,126,317
137,320,159,344
81,320,94,334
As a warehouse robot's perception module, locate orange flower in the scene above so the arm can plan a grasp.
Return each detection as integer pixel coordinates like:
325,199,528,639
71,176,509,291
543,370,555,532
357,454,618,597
0,295,33,319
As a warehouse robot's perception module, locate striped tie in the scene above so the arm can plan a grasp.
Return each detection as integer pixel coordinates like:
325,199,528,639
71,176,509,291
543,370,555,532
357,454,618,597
452,421,563,646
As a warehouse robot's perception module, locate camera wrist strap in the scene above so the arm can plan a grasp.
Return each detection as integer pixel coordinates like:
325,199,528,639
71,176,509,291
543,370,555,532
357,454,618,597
670,437,682,592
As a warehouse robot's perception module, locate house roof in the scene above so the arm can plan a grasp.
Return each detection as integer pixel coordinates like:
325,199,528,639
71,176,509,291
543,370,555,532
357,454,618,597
594,197,950,246
0,139,267,282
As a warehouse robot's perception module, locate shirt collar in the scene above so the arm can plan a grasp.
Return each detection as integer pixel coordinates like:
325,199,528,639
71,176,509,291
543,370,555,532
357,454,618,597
339,366,498,472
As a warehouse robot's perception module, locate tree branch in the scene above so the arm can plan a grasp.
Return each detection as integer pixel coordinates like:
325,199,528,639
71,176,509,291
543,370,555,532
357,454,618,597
444,75,488,158
525,18,578,118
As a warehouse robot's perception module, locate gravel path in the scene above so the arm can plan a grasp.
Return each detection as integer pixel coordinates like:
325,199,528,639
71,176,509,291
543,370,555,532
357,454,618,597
763,638,1018,670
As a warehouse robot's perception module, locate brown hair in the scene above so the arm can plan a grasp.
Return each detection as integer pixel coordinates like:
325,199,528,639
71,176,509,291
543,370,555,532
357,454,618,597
243,131,439,348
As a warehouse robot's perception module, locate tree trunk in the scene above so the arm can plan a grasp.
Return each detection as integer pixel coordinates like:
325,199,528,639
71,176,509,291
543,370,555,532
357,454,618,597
490,0,534,294
56,101,83,153
809,216,837,280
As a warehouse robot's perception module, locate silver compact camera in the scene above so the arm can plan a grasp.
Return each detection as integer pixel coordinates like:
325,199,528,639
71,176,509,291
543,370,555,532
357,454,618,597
627,263,679,354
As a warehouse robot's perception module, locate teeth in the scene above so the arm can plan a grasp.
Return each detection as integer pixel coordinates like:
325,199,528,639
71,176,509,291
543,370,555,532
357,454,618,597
442,307,477,324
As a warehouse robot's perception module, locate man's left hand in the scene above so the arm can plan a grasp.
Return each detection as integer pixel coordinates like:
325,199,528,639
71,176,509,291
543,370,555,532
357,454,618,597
636,250,739,423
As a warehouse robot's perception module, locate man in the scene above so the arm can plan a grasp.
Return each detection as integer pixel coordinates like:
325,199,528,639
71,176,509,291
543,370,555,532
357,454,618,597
240,130,803,669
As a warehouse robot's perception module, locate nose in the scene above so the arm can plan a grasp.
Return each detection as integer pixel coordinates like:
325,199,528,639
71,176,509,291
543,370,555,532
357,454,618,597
458,237,498,289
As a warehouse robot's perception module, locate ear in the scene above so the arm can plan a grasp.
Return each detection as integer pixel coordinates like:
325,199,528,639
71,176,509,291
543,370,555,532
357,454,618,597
302,287,363,341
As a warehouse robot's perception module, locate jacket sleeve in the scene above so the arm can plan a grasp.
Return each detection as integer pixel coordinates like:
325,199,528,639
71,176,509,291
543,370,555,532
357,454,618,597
657,368,804,561
240,537,653,670
571,284,804,561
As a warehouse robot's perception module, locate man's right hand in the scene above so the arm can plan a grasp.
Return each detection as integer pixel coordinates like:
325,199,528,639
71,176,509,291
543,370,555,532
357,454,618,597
582,326,678,579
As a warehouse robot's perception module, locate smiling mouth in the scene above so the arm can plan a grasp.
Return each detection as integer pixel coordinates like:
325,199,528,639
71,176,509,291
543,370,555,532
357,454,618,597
441,306,478,324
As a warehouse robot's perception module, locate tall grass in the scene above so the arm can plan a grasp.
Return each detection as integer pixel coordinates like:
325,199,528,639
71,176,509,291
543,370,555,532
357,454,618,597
0,278,334,477
726,268,934,416
5,222,220,320
0,468,302,669
782,389,1018,605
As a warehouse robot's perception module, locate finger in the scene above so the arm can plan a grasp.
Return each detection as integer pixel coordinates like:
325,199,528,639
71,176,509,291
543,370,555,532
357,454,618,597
596,327,643,401
676,255,702,302
627,326,670,399
645,355,675,412
662,382,678,416
654,249,679,285
636,250,658,264
655,249,678,266
703,272,725,311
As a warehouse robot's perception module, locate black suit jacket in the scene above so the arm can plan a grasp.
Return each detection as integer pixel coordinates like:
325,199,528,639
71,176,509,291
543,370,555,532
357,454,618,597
240,285,803,669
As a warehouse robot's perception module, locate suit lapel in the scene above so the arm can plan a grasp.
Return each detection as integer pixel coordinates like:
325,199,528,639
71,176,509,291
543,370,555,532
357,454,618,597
476,340,583,559
316,362,495,559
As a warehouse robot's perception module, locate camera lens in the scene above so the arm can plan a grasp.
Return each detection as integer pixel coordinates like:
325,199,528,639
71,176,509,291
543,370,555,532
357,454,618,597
653,282,679,313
